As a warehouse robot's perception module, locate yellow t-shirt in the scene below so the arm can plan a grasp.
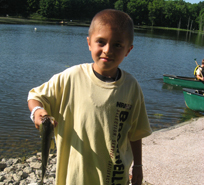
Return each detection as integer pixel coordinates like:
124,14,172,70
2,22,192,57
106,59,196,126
28,63,152,185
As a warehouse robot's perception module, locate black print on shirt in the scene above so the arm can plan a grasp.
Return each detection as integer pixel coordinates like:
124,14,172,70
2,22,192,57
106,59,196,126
116,102,132,110
111,110,129,185
106,101,132,185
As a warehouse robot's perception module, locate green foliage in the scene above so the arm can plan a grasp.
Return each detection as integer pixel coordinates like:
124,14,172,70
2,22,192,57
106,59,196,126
0,0,28,17
148,0,165,26
27,0,40,14
127,0,149,25
39,0,58,18
0,0,202,30
197,8,204,31
114,0,124,11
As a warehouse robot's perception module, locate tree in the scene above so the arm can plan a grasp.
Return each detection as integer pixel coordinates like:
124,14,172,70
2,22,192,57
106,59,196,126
187,3,199,29
148,0,164,26
39,0,62,18
198,1,204,10
114,0,124,11
114,0,129,12
1,0,202,31
197,8,204,31
1,0,28,17
27,0,40,14
127,0,149,25
163,0,176,27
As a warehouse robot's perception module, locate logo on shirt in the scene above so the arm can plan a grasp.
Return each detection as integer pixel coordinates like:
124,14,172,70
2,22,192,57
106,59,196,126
106,102,131,185
116,101,132,110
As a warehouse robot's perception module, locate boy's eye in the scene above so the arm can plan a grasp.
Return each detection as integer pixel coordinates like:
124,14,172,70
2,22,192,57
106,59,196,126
115,43,122,48
96,40,105,45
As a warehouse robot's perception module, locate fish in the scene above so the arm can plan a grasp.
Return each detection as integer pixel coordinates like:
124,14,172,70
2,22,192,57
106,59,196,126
39,115,55,185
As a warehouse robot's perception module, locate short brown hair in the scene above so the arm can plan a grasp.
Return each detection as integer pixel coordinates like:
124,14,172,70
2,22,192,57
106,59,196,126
88,9,134,46
202,59,204,64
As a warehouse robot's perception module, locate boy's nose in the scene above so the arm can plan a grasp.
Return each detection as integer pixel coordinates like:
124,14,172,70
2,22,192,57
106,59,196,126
103,44,112,55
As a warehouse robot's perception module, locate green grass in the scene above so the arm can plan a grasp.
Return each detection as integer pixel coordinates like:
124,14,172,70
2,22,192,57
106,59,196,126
0,15,90,27
135,25,204,34
0,16,54,24
0,16,203,34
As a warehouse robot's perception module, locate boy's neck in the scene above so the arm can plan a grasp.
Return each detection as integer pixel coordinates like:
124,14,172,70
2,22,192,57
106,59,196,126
93,67,121,82
92,63,119,78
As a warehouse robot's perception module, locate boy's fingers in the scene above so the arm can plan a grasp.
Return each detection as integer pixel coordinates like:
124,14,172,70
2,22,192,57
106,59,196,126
34,109,48,130
132,167,143,185
54,120,58,127
33,109,58,129
35,123,40,130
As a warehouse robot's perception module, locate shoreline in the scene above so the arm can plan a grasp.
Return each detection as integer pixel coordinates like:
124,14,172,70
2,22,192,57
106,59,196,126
1,16,203,34
0,16,90,27
0,117,203,184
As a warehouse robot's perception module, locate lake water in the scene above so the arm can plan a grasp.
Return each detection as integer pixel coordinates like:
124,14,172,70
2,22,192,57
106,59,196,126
0,24,203,158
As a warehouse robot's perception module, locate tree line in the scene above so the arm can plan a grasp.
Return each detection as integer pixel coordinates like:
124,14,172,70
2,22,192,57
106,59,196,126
0,0,204,30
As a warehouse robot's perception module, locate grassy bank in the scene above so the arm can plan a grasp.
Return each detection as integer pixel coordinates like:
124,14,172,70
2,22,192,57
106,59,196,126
0,16,203,34
0,16,90,27
134,24,204,34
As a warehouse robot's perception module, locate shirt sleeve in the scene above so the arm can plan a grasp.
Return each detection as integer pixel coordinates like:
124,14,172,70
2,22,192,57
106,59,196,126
196,68,201,75
128,89,152,141
27,72,64,116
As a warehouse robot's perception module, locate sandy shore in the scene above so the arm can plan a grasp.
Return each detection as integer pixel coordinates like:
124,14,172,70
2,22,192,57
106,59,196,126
142,117,204,185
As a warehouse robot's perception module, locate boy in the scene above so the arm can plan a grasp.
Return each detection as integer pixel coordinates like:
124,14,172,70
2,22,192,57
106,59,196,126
28,9,152,185
196,59,204,81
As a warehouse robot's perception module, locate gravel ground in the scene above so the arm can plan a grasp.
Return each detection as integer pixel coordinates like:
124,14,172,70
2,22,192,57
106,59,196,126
142,117,204,185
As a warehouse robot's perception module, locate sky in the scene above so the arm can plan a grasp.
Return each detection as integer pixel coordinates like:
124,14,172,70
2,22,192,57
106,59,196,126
184,0,203,3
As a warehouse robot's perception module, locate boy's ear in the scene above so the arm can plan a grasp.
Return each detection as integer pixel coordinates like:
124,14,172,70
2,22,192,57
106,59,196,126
87,37,91,51
125,45,133,57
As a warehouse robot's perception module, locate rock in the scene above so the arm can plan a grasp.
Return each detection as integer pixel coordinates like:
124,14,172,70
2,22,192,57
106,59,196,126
0,154,57,184
1,153,152,185
4,166,14,173
0,173,6,181
23,167,32,174
13,173,21,182
0,163,6,170
30,162,41,169
26,156,38,163
19,180,27,185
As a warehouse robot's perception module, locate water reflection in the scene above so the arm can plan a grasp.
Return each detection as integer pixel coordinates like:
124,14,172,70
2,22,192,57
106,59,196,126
0,24,203,158
162,83,183,91
136,28,204,47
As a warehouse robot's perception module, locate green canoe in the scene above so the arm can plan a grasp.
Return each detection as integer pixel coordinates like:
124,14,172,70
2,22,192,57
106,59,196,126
163,74,204,90
183,88,204,112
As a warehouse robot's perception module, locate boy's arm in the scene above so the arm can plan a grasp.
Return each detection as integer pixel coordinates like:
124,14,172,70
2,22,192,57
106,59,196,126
197,75,204,81
130,139,143,185
28,99,49,129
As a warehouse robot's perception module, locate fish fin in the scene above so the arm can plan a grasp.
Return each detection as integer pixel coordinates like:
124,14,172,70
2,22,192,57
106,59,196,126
39,123,43,136
50,138,55,149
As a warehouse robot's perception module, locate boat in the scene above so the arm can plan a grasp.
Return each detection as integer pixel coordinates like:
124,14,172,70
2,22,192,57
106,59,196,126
163,74,204,90
183,88,204,111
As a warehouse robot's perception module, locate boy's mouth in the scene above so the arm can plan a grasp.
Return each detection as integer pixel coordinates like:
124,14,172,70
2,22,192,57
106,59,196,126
100,57,114,62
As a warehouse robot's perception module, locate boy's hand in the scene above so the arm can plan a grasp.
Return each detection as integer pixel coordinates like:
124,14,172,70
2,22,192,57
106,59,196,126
131,166,143,185
33,109,58,130
33,108,48,129
28,99,58,129
130,140,143,185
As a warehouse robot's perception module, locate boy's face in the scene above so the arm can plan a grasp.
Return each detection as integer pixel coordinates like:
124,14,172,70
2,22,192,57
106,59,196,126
87,23,133,77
